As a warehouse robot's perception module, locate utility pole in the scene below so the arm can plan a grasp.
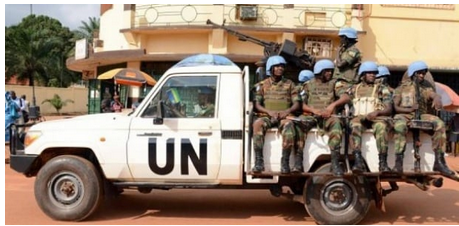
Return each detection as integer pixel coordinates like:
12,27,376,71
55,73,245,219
28,3,41,121
30,4,37,107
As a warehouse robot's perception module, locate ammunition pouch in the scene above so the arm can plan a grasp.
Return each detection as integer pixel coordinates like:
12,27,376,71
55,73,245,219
410,119,434,130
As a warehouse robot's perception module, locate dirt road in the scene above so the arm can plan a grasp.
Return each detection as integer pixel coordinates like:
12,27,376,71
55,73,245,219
5,158,459,225
5,114,459,224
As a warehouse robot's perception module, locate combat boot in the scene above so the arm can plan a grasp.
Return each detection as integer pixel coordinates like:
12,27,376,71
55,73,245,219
281,149,291,174
433,151,455,176
291,150,304,173
392,154,404,174
378,153,391,173
330,151,343,177
251,150,265,173
351,150,366,174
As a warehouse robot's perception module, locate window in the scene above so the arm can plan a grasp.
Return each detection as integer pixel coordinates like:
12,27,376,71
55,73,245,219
141,76,217,118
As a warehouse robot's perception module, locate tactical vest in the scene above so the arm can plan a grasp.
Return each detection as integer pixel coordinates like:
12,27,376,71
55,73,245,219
262,79,292,111
352,83,384,116
399,82,432,115
306,79,336,110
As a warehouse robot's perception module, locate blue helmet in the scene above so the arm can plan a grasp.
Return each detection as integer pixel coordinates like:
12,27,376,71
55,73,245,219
358,61,379,76
376,66,390,78
407,60,428,77
266,56,286,75
298,70,314,83
338,27,358,39
313,59,335,75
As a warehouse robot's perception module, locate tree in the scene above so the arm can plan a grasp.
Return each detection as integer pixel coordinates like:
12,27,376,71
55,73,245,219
73,17,100,45
41,94,74,115
5,15,80,87
5,26,61,87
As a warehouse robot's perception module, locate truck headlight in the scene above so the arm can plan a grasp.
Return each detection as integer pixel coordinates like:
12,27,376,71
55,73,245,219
24,131,42,148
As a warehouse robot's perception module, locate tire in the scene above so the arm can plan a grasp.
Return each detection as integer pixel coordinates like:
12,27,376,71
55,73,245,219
304,163,371,225
34,155,104,221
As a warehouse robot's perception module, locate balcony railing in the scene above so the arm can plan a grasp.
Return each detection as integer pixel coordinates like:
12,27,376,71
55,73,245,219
134,4,354,30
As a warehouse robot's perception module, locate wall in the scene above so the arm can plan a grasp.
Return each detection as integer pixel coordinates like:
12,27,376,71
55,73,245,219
99,4,133,51
359,4,459,68
5,85,88,115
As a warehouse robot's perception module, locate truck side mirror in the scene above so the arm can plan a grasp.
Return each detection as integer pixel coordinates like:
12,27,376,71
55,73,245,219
153,101,165,125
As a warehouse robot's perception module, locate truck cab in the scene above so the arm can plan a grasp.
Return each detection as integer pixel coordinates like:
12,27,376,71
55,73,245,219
9,54,458,225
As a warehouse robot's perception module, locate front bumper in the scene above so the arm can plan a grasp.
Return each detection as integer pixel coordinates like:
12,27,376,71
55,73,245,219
8,123,38,174
10,153,38,173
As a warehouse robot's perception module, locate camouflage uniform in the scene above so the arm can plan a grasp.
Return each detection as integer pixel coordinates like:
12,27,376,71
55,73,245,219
348,82,392,154
333,44,362,85
393,81,446,154
299,78,349,152
253,77,301,172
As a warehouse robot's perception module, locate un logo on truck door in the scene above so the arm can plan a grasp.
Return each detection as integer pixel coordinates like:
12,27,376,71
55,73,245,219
148,138,207,175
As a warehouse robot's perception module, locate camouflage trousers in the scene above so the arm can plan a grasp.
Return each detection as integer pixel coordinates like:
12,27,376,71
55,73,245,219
350,116,390,154
393,113,446,154
297,115,343,152
252,117,299,153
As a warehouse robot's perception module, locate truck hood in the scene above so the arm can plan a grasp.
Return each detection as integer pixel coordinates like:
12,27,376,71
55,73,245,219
30,113,133,131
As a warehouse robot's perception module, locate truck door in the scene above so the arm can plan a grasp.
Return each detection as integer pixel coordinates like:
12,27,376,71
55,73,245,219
127,75,221,182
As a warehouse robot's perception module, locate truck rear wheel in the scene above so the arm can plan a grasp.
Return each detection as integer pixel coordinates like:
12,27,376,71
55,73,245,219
34,155,103,221
304,163,371,225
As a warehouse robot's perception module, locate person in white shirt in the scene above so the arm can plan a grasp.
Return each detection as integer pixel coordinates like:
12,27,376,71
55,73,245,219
20,94,30,113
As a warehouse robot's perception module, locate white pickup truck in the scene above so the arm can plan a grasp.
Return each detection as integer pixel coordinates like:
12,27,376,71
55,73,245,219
9,54,458,225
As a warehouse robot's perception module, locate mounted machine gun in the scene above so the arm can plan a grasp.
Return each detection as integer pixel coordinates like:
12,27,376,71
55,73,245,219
206,19,315,79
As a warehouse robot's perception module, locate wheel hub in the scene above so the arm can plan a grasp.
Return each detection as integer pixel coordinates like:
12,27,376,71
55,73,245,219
49,173,83,206
322,181,353,211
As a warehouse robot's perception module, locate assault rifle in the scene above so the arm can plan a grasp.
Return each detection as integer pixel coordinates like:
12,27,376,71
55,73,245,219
206,19,314,70
411,80,423,173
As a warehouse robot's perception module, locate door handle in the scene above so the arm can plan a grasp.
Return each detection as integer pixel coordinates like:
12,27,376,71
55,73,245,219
137,132,162,137
198,132,212,136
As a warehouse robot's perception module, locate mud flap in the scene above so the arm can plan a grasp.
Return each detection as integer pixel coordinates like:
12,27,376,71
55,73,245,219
374,177,386,213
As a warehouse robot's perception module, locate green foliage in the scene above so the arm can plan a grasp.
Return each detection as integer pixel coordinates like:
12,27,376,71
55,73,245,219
41,94,75,115
73,17,100,45
5,15,80,87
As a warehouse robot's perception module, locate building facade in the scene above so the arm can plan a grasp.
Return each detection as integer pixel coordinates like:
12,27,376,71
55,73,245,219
66,4,459,112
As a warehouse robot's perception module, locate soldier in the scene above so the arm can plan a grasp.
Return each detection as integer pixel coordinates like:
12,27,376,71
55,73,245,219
392,61,455,176
299,59,350,176
252,56,301,174
333,27,362,86
194,87,215,118
376,66,394,93
290,69,315,172
297,70,314,102
345,61,393,173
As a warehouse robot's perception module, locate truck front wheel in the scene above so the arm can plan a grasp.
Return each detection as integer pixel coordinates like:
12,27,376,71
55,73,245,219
34,155,103,221
304,163,371,225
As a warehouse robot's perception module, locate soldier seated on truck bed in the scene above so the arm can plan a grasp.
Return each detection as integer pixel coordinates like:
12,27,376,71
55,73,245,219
343,61,393,173
298,59,350,176
392,60,455,176
252,55,302,174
